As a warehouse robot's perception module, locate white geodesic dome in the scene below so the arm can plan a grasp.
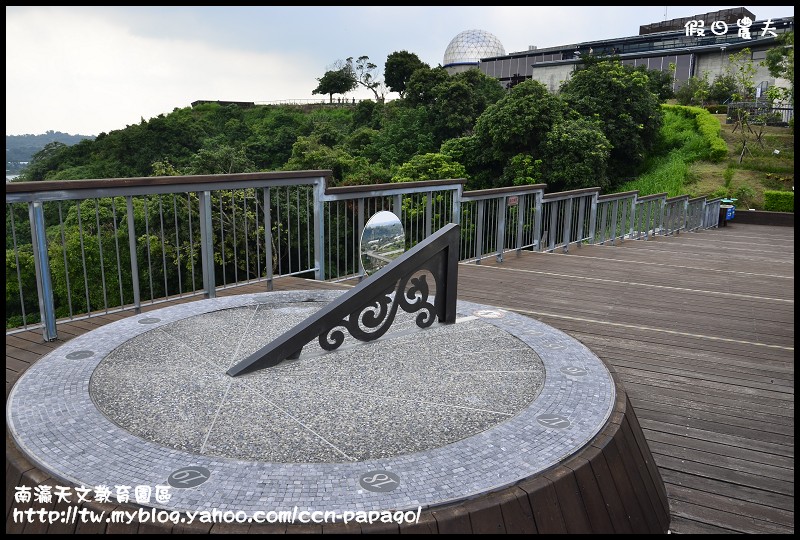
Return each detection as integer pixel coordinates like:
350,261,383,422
443,29,506,67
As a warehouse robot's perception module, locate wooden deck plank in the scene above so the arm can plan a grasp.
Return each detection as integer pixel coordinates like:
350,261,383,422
5,224,793,535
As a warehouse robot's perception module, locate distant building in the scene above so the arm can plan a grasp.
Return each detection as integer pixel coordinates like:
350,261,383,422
456,9,793,94
191,100,255,108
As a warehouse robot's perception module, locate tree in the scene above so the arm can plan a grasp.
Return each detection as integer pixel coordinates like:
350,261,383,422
473,79,564,166
560,59,662,181
538,117,612,192
390,152,467,183
20,141,68,181
763,31,794,105
633,65,674,101
728,47,757,102
708,73,738,104
312,66,357,103
348,56,386,102
384,51,429,97
403,66,450,107
675,72,711,107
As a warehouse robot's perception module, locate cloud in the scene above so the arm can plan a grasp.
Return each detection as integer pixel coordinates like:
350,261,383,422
6,7,316,135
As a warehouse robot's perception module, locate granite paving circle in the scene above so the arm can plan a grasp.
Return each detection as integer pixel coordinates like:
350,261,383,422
7,290,615,516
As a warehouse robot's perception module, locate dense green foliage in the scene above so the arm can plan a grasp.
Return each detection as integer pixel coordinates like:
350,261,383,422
560,60,662,179
17,58,666,193
661,105,727,162
619,105,726,196
763,190,794,212
763,31,794,105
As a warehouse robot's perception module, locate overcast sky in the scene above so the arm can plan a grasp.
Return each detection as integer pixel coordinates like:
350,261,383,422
6,5,794,136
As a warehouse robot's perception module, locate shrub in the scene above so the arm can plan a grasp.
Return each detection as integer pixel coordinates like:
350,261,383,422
763,191,794,212
661,104,727,162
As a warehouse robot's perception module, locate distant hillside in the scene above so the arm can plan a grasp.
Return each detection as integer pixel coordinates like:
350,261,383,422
6,131,95,175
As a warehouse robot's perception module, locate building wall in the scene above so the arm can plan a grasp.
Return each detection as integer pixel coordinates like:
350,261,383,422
527,64,576,92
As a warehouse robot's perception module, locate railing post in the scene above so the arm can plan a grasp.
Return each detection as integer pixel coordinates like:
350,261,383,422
198,190,216,299
515,193,526,255
576,196,586,249
562,197,573,253
314,179,326,280
597,202,607,245
475,200,485,264
125,197,142,313
28,202,57,341
263,188,274,291
357,198,365,280
588,193,598,246
393,194,403,222
425,191,433,238
610,200,619,246
548,201,558,252
629,197,638,239
451,186,462,227
496,196,507,262
533,191,543,252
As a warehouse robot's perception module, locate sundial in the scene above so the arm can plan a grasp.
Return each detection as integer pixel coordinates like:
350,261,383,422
6,214,616,520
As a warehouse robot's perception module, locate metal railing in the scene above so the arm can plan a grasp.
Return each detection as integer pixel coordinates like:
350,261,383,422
595,191,638,245
6,172,726,340
727,102,794,125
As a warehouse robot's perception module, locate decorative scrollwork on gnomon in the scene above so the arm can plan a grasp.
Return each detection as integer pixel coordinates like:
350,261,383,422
319,272,436,351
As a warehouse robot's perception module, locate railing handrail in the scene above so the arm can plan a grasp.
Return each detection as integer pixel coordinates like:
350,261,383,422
542,187,602,201
597,190,638,202
5,171,332,203
324,179,466,197
462,184,547,200
5,170,333,194
636,192,669,202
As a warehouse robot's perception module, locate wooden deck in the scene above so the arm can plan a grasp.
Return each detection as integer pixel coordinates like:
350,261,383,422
6,222,794,534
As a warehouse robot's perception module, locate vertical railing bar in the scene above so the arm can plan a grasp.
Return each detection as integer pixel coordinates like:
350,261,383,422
562,197,573,253
610,199,619,246
306,187,311,271
158,195,169,299
275,189,282,276
94,199,109,312
284,187,291,276
548,201,557,252
29,201,57,340
255,189,261,280
314,181,324,281
198,191,216,299
244,190,250,283
496,197,507,262
58,202,74,319
219,192,227,285
111,198,125,306
76,200,92,312
296,187,301,274
576,196,586,248
188,193,196,293
475,200,485,263
599,203,608,244
326,202,331,280
232,190,239,284
173,195,183,296
358,198,365,279
264,188,274,290
516,195,526,254
10,204,29,328
126,197,142,312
